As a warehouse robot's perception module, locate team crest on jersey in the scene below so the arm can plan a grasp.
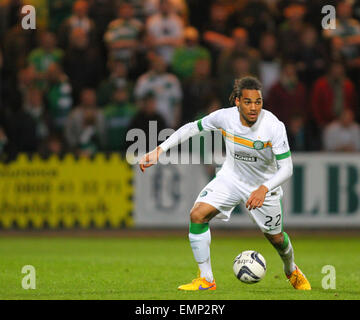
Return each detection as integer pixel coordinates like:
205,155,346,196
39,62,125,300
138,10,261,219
253,140,264,150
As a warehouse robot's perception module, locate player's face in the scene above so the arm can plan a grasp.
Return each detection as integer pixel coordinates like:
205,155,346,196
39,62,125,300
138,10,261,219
236,89,263,126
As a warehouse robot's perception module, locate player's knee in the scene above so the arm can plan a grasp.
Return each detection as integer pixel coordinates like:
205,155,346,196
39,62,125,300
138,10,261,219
190,207,207,224
266,233,284,248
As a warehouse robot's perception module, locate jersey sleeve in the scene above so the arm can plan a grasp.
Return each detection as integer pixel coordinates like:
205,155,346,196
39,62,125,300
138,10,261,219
271,121,291,160
197,109,223,132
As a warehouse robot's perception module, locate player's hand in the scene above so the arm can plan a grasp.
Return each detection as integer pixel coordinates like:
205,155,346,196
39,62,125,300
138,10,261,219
246,185,268,210
139,146,163,172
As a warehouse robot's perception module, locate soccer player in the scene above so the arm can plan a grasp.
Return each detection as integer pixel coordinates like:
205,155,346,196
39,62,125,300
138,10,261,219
139,76,311,291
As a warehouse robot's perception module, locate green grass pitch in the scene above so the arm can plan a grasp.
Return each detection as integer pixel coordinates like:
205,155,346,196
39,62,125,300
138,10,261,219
0,234,359,300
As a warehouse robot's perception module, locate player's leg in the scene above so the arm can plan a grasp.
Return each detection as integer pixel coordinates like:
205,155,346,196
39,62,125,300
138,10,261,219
246,194,311,290
264,231,311,290
178,202,219,291
264,231,295,276
189,202,219,282
244,193,294,273
178,175,240,291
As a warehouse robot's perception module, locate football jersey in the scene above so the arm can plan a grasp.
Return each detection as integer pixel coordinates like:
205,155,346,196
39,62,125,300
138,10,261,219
145,13,184,63
134,72,182,128
198,107,291,188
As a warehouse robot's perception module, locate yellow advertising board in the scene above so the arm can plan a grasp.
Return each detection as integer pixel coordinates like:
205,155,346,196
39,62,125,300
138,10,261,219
0,153,133,229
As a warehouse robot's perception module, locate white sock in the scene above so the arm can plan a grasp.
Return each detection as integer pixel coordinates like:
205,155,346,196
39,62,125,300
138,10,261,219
278,239,296,276
189,229,214,282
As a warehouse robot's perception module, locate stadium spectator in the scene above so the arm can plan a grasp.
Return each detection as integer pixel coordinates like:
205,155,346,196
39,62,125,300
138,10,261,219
257,32,281,99
23,87,50,144
266,61,307,129
323,109,360,152
171,26,211,81
294,25,327,89
217,28,259,81
5,66,37,114
104,86,136,152
145,0,184,65
329,32,348,63
182,58,218,123
17,66,36,95
311,59,357,128
45,63,73,132
134,52,182,128
104,2,143,67
88,0,117,42
58,0,96,49
202,2,232,72
3,106,37,161
278,3,306,60
2,5,36,72
63,27,104,102
39,133,66,159
220,54,252,106
65,88,106,156
48,0,75,33
127,91,167,153
97,60,133,107
28,32,64,90
186,0,211,31
287,114,307,151
2,20,36,101
226,0,274,47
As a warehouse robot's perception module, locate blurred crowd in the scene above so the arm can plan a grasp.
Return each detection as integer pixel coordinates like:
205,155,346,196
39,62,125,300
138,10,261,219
1,0,360,161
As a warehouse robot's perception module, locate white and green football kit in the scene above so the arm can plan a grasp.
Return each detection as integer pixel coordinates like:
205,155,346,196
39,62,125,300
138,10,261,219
160,107,293,235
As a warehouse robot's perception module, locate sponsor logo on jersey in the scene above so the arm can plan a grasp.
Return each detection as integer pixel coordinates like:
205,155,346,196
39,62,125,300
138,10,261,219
234,153,257,162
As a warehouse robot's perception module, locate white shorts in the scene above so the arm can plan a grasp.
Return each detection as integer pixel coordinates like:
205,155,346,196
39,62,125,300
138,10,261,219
195,174,284,235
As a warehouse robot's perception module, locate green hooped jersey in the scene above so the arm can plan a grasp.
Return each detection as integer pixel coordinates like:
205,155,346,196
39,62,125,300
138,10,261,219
197,107,291,188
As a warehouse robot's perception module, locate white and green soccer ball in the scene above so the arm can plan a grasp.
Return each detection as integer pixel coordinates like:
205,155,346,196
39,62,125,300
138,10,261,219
233,250,267,284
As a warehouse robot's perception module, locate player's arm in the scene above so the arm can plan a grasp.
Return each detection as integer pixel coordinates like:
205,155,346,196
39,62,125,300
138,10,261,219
263,155,293,192
139,121,200,172
246,122,293,210
246,154,293,210
139,110,222,172
139,145,164,172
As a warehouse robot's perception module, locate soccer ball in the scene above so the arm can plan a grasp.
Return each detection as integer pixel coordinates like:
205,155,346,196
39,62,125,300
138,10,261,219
233,250,266,284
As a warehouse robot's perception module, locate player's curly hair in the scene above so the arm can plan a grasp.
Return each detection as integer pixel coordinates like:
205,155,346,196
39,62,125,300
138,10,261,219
229,76,262,106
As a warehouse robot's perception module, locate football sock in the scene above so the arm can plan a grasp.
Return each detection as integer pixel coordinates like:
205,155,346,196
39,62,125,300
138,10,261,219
275,232,296,276
189,222,214,283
